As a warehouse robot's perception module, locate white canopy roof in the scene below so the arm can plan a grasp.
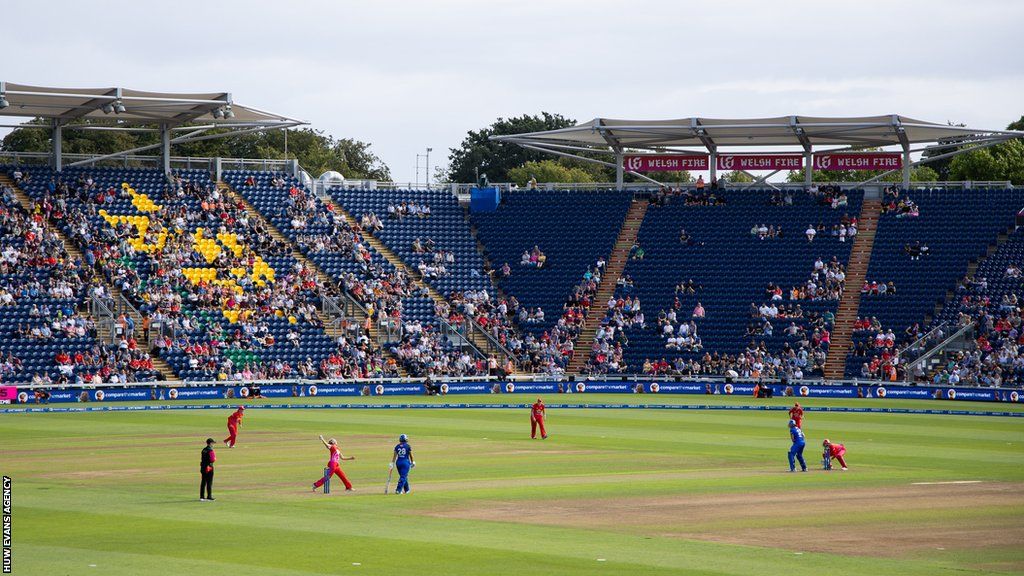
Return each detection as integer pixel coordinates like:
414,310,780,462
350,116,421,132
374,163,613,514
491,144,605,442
493,115,1016,152
0,82,304,126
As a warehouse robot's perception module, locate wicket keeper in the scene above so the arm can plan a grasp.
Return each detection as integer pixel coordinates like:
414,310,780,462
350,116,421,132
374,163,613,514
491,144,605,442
823,439,849,470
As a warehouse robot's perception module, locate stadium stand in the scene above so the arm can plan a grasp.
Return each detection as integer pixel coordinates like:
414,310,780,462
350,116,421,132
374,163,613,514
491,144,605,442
582,187,863,379
6,166,387,382
844,187,1024,379
330,188,491,296
0,176,159,384
470,190,632,373
223,171,497,377
471,190,631,336
4,158,1024,386
929,226,1024,386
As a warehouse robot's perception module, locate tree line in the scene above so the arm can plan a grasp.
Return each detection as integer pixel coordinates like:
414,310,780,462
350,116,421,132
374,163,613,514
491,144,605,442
1,123,391,181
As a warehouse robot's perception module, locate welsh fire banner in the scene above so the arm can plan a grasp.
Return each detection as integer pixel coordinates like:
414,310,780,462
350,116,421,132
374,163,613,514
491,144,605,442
813,152,902,171
716,154,804,171
623,154,709,172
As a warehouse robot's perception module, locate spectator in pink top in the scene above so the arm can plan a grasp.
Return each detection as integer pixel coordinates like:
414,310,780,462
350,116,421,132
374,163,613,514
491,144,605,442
692,302,706,318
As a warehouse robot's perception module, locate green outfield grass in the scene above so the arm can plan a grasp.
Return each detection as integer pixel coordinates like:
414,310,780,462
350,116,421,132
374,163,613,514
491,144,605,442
2,395,1023,575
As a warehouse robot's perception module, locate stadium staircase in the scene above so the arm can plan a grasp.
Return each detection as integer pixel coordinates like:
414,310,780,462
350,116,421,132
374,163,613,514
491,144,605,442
0,173,176,380
329,203,516,369
215,181,389,346
822,199,881,380
566,199,649,373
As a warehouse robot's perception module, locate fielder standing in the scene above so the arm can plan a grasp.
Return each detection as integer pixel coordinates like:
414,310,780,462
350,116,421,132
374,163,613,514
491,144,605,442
224,405,245,448
389,434,415,494
787,419,807,472
788,402,804,429
530,397,548,439
313,435,355,492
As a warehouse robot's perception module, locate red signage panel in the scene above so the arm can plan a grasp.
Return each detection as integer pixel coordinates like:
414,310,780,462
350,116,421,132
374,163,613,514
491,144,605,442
624,154,709,172
813,152,902,171
716,154,804,171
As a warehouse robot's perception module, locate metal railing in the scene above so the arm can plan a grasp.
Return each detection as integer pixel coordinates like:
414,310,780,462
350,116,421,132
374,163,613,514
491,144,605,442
10,369,1022,390
904,322,976,377
897,322,950,366
89,293,117,345
462,317,520,363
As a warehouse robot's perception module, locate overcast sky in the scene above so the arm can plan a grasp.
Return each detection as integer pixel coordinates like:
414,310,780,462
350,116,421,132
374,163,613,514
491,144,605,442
3,0,1022,182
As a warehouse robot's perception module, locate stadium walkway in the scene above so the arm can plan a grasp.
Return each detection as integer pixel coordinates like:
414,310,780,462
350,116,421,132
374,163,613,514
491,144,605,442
823,198,881,379
567,199,649,374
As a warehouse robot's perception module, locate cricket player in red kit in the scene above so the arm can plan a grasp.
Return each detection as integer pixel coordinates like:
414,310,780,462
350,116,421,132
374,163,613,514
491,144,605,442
313,435,355,491
823,439,848,470
224,406,245,447
530,398,547,439
788,403,804,429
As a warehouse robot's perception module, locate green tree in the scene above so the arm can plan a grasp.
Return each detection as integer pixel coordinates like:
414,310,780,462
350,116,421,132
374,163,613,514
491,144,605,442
920,116,1024,184
1,124,390,180
506,160,596,186
724,170,754,183
633,170,694,185
443,112,583,183
947,139,1024,184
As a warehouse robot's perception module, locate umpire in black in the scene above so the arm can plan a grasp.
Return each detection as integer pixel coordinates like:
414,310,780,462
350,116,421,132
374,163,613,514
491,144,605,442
200,437,216,501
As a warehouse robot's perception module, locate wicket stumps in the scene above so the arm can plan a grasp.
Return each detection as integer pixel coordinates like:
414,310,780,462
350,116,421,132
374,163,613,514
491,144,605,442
822,450,832,470
323,467,331,494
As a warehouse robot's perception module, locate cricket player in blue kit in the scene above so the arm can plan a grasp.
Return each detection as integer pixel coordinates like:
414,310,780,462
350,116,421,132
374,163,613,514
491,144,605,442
788,419,807,472
389,434,415,494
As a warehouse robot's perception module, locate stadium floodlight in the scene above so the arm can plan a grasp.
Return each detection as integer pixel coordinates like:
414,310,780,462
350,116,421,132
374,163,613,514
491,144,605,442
212,107,224,119
102,103,114,114
0,94,8,109
113,101,126,114
223,105,234,119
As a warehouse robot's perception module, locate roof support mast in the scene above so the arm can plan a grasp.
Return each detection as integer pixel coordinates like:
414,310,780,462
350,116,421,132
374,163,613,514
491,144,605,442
596,119,625,189
790,116,814,186
51,119,62,172
893,115,912,188
692,118,717,184
160,124,171,177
